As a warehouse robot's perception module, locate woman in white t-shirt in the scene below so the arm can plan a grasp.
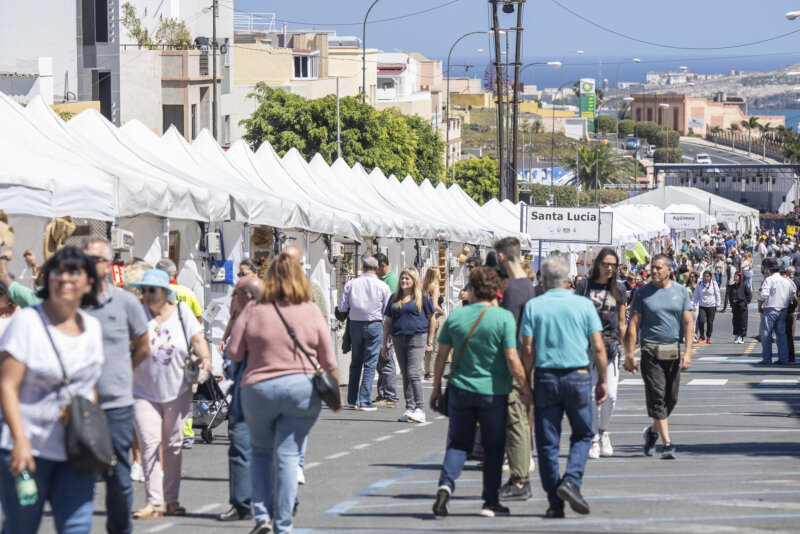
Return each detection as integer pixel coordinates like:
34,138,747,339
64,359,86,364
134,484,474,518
0,247,104,534
130,269,211,519
0,281,17,337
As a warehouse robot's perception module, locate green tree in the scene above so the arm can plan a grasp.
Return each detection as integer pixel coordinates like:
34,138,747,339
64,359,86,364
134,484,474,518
783,133,800,163
528,184,578,206
56,110,75,121
241,85,445,183
532,119,543,134
559,144,628,191
121,2,153,48
452,157,499,203
156,17,192,49
636,121,663,145
618,119,635,136
654,129,679,148
740,116,760,154
596,114,616,134
653,147,683,163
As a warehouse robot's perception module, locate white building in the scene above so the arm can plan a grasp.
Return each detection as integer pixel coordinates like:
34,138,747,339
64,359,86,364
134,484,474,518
375,52,433,122
0,0,121,123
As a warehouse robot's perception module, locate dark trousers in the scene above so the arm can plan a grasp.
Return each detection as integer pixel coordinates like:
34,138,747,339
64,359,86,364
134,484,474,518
227,359,253,513
533,368,593,510
641,347,681,420
787,310,796,362
732,302,748,337
438,385,508,503
103,405,135,534
376,344,399,402
696,306,716,339
723,284,734,310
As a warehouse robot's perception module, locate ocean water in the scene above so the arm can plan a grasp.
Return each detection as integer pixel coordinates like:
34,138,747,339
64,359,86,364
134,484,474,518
751,109,800,130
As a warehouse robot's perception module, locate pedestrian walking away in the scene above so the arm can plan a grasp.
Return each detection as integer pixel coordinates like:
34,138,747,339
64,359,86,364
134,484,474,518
624,254,693,461
338,257,391,410
520,255,608,519
575,248,627,462
785,266,800,363
693,271,721,344
430,266,532,519
374,253,399,407
758,260,796,365
492,237,537,502
382,268,435,423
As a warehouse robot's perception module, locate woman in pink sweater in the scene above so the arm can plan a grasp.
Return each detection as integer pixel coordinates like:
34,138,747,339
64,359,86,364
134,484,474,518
228,252,340,534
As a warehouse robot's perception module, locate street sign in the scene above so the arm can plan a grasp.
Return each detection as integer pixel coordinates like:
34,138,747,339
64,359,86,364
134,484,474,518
715,211,738,224
665,212,702,229
528,206,601,242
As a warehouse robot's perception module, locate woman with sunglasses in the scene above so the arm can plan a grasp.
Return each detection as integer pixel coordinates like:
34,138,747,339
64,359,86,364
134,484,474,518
0,247,104,533
575,248,627,459
130,269,211,519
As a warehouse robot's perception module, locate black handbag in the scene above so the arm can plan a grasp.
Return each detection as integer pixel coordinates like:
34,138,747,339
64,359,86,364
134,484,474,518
272,302,342,410
435,305,490,417
36,307,117,474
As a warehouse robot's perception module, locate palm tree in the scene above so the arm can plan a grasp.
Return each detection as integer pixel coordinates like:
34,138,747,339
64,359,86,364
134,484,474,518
740,116,760,154
560,144,628,193
783,132,800,163
710,125,722,148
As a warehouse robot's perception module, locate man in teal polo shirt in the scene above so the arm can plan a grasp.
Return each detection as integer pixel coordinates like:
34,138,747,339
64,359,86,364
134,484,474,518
374,252,399,406
520,256,608,519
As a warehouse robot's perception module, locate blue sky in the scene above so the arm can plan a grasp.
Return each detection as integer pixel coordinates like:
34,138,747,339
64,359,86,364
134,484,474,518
232,1,800,60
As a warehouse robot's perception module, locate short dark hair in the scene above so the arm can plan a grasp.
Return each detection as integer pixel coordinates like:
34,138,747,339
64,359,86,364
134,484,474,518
239,258,257,271
652,254,672,267
493,237,520,260
373,252,389,267
466,254,481,267
468,266,502,301
37,246,100,307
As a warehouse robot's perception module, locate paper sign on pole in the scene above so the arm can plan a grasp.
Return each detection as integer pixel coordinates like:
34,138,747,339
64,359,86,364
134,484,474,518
665,213,702,230
528,207,601,242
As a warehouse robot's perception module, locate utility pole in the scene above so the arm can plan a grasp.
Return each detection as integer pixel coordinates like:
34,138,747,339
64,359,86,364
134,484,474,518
212,0,218,141
362,0,381,104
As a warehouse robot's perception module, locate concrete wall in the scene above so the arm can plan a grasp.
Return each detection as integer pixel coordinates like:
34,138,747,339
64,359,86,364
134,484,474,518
234,45,293,85
419,59,442,92
451,93,491,108
120,49,162,131
376,98,430,119
444,77,483,94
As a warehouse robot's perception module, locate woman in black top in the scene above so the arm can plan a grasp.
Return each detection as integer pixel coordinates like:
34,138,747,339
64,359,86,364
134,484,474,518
575,248,627,460
729,272,752,344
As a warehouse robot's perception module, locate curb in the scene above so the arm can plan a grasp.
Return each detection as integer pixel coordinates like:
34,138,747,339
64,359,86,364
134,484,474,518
678,137,780,164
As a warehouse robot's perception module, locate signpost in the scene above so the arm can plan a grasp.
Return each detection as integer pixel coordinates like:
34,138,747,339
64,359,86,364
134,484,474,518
665,212,702,230
579,78,596,133
527,206,602,242
714,211,738,225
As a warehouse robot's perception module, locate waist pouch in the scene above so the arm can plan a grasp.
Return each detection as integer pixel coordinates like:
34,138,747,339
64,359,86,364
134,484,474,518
642,342,680,361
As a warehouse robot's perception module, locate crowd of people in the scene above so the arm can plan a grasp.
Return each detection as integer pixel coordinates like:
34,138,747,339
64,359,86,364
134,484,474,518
0,225,795,531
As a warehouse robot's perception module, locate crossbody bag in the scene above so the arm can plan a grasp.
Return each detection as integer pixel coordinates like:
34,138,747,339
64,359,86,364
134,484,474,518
435,305,491,417
36,307,117,474
176,302,210,386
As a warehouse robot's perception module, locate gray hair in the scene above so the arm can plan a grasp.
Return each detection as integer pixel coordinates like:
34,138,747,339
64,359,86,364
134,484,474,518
541,256,569,289
362,256,379,272
81,236,113,261
155,258,178,278
789,266,796,276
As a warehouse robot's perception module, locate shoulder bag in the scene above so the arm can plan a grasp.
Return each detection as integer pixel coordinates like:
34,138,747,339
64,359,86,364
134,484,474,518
36,307,117,474
177,302,209,386
435,305,490,417
272,302,341,410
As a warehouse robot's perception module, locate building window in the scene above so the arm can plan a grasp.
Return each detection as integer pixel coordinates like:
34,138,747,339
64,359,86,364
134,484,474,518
95,0,108,43
293,53,319,79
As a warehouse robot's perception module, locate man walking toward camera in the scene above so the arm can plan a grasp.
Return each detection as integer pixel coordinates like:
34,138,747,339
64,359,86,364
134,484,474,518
624,254,693,460
520,256,608,518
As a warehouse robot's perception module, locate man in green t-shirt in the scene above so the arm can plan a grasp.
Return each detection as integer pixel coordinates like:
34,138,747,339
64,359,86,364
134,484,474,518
374,252,398,406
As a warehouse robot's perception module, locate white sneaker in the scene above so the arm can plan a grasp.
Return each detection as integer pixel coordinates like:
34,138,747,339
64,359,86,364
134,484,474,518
408,408,427,423
357,405,377,412
502,457,510,472
588,441,601,459
297,465,305,485
529,456,535,472
130,461,145,483
600,433,614,457
397,410,412,422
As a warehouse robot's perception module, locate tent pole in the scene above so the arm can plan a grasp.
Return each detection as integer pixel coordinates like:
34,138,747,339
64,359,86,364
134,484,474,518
242,223,250,259
162,218,170,259
305,232,311,274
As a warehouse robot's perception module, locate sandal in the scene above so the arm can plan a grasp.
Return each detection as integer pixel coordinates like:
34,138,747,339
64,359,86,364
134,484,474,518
166,502,186,516
133,504,164,519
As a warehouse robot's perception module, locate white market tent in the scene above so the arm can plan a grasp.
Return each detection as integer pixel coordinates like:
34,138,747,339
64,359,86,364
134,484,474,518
663,203,717,230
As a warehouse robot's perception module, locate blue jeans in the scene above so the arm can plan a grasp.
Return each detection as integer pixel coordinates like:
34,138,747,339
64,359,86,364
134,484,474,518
0,449,95,534
227,359,253,513
241,373,321,533
533,368,593,509
715,273,722,287
376,344,398,402
103,405,134,534
348,321,383,407
438,384,508,503
761,307,789,364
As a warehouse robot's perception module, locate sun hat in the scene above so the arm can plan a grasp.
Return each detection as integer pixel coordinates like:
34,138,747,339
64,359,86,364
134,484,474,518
131,269,172,292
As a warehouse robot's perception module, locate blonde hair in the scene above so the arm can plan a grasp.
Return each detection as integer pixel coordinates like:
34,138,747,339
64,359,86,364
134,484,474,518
123,261,153,298
394,268,423,312
261,252,311,304
422,267,440,292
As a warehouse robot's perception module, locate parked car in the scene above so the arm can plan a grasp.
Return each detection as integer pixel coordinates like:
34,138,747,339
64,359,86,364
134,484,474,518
695,153,712,164
625,135,641,150
646,145,656,157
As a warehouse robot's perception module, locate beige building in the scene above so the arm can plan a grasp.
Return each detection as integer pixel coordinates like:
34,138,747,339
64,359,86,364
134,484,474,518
630,93,784,136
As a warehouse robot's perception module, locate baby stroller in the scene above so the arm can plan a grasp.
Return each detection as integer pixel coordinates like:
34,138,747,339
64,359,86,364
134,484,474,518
192,377,229,443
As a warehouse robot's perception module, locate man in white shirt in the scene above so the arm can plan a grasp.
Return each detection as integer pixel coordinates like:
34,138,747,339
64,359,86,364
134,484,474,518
758,262,797,365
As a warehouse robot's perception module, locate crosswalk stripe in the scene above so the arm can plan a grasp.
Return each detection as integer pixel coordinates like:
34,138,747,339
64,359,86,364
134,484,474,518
687,379,728,386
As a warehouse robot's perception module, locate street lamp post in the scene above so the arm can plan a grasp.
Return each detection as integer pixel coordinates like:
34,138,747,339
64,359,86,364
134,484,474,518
362,0,381,105
623,96,636,182
615,58,640,146
559,50,583,107
659,102,670,163
550,79,578,206
446,31,493,181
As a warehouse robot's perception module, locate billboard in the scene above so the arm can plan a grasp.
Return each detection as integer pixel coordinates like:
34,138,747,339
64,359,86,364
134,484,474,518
579,78,596,133
665,213,702,229
689,117,705,129
528,206,601,242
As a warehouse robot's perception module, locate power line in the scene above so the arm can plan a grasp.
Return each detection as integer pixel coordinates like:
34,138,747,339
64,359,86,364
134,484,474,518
550,0,800,50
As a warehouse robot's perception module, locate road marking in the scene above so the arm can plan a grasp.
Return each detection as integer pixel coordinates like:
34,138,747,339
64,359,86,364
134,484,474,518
373,435,392,442
620,378,644,386
393,428,412,434
304,462,321,470
191,503,222,514
435,415,446,420
353,443,371,450
325,451,350,459
416,421,432,427
759,379,799,386
144,524,174,533
323,500,359,516
687,379,728,386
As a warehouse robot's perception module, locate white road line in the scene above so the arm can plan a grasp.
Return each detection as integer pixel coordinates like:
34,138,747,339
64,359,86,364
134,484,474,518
373,435,392,442
304,462,321,470
759,379,800,386
415,421,432,427
393,428,412,434
435,415,446,420
191,503,222,514
620,378,644,386
326,451,350,459
687,379,728,386
353,443,371,450
144,524,174,533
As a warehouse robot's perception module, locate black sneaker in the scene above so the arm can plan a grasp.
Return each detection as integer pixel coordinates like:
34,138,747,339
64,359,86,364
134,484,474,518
661,443,677,460
479,501,510,517
498,480,532,501
643,426,658,456
432,485,451,518
555,480,590,515
544,506,565,519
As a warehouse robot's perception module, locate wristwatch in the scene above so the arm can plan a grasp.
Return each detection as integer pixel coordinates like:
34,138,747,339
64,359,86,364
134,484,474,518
0,255,8,262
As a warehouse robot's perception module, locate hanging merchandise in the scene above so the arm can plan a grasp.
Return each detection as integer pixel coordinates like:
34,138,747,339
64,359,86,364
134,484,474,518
0,211,15,248
43,217,76,260
210,227,233,285
111,261,125,286
625,241,647,265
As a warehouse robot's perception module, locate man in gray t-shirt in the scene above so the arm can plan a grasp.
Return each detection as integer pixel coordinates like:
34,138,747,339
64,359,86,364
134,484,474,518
624,255,693,461
83,238,148,534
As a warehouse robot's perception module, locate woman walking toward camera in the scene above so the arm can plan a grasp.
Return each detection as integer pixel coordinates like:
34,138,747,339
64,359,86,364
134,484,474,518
693,270,721,344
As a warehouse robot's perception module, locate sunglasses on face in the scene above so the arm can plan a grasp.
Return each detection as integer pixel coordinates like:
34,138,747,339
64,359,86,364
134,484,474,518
599,261,618,270
49,268,82,279
89,255,108,264
141,287,162,295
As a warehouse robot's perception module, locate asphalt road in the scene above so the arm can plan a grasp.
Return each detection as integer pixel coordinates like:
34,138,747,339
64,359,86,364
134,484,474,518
39,275,800,533
678,142,765,166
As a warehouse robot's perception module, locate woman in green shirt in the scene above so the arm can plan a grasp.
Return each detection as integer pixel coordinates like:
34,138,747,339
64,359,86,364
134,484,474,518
430,267,531,519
